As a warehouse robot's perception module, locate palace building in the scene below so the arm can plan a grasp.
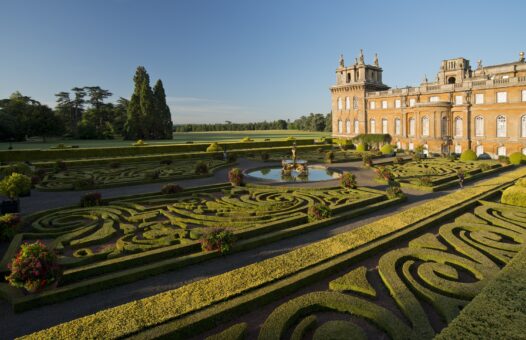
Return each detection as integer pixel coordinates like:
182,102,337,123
331,50,526,157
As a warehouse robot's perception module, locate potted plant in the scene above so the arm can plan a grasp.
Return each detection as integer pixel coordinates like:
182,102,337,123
0,172,32,214
5,240,62,294
199,228,236,254
228,168,244,186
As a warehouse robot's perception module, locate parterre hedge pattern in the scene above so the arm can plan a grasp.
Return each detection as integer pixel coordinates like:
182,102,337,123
257,200,526,339
35,158,228,191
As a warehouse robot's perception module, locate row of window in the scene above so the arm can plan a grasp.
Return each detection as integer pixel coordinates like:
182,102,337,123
336,115,526,138
336,90,526,111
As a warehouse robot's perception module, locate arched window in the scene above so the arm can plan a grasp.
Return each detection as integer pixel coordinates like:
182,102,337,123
346,73,351,83
521,115,526,138
353,96,358,109
345,97,350,110
395,118,401,135
346,119,351,134
421,116,429,136
409,118,416,136
454,117,463,137
497,115,506,137
370,119,376,133
382,118,388,134
338,119,343,134
475,116,484,137
337,98,343,110
354,119,359,134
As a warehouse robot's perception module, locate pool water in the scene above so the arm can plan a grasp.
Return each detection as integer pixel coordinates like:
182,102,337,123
246,166,340,182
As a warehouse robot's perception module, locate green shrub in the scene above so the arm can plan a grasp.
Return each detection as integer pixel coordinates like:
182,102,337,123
380,144,395,155
516,178,526,187
307,204,332,222
386,180,404,199
324,151,335,164
478,163,491,172
499,155,510,164
335,138,353,150
460,149,477,161
501,185,526,207
340,172,357,189
195,161,209,175
241,137,253,142
5,240,61,293
133,139,146,146
362,153,372,167
200,228,236,254
509,152,524,165
0,172,32,199
80,192,102,207
206,142,221,153
356,143,367,152
0,162,32,177
286,136,296,141
0,213,21,241
228,168,244,186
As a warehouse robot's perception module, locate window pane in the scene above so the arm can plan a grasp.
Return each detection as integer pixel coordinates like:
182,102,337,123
497,92,507,103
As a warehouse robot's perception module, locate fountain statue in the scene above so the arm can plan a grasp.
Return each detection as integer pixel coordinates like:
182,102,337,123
281,142,308,178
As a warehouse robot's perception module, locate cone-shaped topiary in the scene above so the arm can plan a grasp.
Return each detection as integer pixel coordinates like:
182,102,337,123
509,152,524,165
380,144,395,155
356,143,367,152
460,149,477,161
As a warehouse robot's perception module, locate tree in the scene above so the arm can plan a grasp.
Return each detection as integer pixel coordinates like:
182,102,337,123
29,105,65,141
71,87,87,135
55,91,75,135
153,79,173,139
125,67,147,140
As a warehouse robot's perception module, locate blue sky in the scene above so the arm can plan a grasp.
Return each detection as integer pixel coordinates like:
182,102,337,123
0,0,524,124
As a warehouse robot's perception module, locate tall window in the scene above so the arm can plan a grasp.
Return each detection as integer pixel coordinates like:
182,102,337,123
337,98,342,110
354,119,359,134
337,119,343,134
345,97,350,110
454,117,463,137
395,99,401,108
441,117,448,136
346,119,351,134
429,96,439,102
409,118,416,136
353,96,358,109
370,101,376,109
381,100,388,109
395,118,401,135
455,95,463,105
521,115,526,138
496,92,507,103
409,98,416,107
475,116,484,137
382,118,388,134
497,146,506,156
522,90,526,102
497,115,506,137
475,93,484,104
421,116,429,136
370,119,376,133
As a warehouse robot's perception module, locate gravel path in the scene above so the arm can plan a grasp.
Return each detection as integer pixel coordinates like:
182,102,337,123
0,157,511,339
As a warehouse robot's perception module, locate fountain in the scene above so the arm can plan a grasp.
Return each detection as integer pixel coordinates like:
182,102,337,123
281,143,308,178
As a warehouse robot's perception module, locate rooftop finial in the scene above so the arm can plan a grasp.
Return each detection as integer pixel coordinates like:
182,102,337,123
520,51,525,62
339,54,345,68
359,49,365,64
477,59,483,69
422,74,428,83
373,53,379,67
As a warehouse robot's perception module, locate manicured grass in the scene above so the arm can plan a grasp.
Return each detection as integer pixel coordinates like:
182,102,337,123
21,167,526,339
0,130,329,150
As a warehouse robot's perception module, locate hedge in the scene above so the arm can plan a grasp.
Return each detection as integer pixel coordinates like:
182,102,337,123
460,149,477,161
501,184,526,207
21,167,526,339
435,244,526,339
509,151,525,165
0,139,315,162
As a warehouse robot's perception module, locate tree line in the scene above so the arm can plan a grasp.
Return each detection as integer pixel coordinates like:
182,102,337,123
174,112,332,132
0,66,173,142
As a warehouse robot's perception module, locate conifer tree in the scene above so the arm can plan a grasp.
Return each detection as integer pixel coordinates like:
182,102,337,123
125,66,147,140
153,79,173,139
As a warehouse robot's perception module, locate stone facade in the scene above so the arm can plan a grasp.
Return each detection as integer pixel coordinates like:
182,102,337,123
331,51,526,157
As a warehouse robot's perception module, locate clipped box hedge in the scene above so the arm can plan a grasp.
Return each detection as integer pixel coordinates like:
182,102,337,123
21,167,526,340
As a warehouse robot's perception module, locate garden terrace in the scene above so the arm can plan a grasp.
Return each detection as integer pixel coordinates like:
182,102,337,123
373,158,508,191
20,167,526,339
0,182,396,311
245,148,365,163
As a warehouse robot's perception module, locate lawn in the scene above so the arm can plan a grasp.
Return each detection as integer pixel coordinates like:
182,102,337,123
0,130,329,150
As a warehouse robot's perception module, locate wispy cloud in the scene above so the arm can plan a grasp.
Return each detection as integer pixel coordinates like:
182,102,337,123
166,96,268,124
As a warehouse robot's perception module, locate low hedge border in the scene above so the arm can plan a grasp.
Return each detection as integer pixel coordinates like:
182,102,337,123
435,245,526,340
21,167,526,339
0,139,316,162
1,188,394,312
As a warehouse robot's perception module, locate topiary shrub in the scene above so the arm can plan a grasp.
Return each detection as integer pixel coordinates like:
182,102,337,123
380,144,395,155
499,155,510,165
356,143,367,152
0,173,32,200
478,163,492,172
195,161,209,175
509,152,524,165
386,179,405,199
206,142,221,152
460,149,477,161
161,184,183,194
5,240,61,293
0,162,32,177
340,172,357,189
133,139,146,146
307,204,332,222
240,137,253,142
80,192,102,207
501,185,526,207
228,168,244,186
362,153,372,167
324,151,335,164
477,153,491,160
200,228,236,254
0,213,21,241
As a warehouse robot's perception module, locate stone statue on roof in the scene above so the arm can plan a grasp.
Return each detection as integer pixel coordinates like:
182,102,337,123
373,53,379,67
339,54,345,68
359,49,365,64
520,51,525,62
